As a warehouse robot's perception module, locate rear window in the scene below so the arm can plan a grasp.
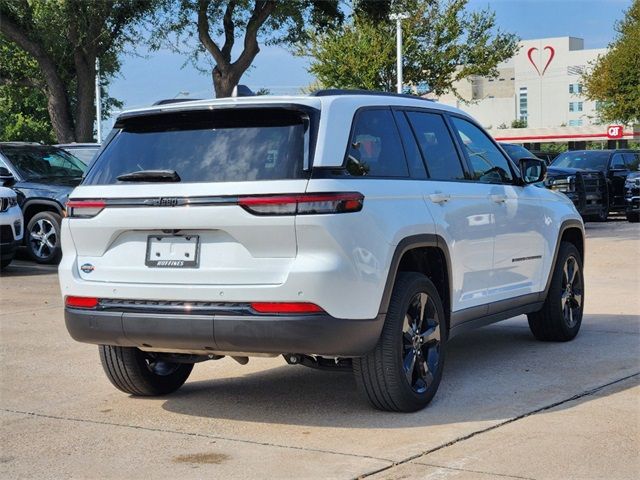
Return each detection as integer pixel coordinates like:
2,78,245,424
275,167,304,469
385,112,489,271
84,108,311,185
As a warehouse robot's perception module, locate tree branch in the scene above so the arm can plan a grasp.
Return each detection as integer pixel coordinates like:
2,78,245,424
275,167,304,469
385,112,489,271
233,0,276,72
197,0,229,70
220,0,237,62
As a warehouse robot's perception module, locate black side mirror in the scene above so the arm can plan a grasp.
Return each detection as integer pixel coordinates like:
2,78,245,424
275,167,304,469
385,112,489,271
519,158,546,184
0,167,15,186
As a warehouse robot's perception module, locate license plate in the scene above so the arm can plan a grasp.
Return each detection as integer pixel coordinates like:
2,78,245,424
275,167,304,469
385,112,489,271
145,235,200,268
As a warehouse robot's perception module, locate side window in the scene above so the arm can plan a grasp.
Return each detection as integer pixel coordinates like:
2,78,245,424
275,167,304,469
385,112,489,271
611,153,627,169
405,111,466,181
393,112,427,178
624,153,640,171
450,117,514,184
346,109,409,177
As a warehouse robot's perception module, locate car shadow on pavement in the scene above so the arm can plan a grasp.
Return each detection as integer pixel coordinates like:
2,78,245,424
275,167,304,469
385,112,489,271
0,260,58,277
160,314,640,428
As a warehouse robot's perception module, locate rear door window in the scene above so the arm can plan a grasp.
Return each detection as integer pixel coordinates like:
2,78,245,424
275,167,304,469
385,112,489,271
346,109,409,177
84,108,310,185
405,111,466,181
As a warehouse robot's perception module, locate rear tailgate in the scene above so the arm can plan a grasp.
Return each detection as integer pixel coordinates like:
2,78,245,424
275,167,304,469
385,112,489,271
66,106,314,286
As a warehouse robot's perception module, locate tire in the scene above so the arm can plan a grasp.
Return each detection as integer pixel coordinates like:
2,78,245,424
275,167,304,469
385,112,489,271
27,211,62,264
99,345,193,396
590,203,609,222
353,272,446,412
528,242,584,342
626,212,640,223
0,257,13,270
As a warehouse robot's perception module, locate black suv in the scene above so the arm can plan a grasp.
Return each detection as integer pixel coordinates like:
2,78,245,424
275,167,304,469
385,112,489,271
546,150,639,222
0,142,87,263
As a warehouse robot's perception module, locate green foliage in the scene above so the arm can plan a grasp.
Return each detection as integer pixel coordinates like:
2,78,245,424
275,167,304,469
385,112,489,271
0,37,53,141
300,16,396,91
583,0,640,124
302,0,518,97
0,0,158,141
539,143,568,155
511,119,527,128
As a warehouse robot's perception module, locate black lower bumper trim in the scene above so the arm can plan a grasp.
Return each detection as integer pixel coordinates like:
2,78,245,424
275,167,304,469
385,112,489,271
65,308,385,357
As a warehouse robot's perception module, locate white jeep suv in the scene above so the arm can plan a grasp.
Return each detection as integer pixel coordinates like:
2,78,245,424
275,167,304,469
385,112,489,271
59,91,585,412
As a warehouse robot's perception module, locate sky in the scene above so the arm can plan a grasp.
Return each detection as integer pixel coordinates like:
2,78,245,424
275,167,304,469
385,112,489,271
105,0,632,129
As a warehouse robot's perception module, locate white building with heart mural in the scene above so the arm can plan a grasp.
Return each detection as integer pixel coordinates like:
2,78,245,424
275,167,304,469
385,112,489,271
434,37,606,130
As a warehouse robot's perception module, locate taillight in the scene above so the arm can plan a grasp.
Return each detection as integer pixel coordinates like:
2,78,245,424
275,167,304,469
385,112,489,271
66,200,106,218
238,192,364,216
65,296,99,309
250,302,324,314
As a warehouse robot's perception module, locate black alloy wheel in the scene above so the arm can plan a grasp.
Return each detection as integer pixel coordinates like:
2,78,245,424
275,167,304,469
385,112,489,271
402,292,442,394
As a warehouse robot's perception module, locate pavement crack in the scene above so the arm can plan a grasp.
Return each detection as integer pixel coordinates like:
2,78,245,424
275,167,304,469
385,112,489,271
357,371,640,479
0,408,394,465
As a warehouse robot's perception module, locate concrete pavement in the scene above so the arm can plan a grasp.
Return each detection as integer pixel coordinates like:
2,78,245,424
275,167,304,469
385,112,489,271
1,220,638,479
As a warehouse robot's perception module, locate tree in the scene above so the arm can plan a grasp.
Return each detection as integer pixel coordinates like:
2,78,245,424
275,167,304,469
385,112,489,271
0,1,157,143
154,1,347,98
303,0,519,98
0,38,54,142
511,119,527,128
583,0,640,125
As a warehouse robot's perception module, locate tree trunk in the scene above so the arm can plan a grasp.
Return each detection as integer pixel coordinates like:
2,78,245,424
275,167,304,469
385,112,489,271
74,54,96,142
212,66,244,98
40,63,76,143
0,14,76,142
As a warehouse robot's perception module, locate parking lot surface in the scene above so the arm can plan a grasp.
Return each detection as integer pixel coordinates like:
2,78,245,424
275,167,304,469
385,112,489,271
1,220,639,479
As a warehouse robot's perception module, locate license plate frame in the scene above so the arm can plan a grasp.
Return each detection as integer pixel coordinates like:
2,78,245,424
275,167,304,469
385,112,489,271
145,235,200,268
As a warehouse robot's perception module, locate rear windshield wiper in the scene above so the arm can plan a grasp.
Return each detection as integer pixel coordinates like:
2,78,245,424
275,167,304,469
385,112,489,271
116,170,181,182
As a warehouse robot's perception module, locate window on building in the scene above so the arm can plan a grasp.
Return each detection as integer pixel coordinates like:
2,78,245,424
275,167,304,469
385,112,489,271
569,102,583,112
519,87,528,122
568,119,583,127
569,84,584,94
345,109,409,177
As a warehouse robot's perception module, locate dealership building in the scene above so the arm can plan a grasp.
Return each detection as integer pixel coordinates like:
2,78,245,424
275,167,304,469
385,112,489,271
434,36,639,148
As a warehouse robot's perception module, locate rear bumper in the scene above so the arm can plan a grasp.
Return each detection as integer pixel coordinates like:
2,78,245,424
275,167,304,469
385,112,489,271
65,307,384,357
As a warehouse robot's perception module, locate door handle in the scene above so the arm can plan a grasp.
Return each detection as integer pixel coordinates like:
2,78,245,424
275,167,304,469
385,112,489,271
429,193,451,204
490,194,507,204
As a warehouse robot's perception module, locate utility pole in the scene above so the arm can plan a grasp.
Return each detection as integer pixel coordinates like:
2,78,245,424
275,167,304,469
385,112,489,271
390,13,409,94
95,58,102,143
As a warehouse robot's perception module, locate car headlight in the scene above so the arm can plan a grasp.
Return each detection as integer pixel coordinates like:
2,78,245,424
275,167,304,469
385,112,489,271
7,197,18,207
547,176,576,193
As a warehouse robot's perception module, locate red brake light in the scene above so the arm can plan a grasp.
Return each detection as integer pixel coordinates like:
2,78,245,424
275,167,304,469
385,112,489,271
250,302,324,314
65,296,99,309
66,200,106,218
238,193,363,215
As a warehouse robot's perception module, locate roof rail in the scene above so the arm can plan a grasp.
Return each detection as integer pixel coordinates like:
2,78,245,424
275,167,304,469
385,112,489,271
310,89,434,102
152,98,202,106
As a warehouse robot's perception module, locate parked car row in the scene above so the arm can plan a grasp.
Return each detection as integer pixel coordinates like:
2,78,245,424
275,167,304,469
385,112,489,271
499,143,640,223
0,142,93,265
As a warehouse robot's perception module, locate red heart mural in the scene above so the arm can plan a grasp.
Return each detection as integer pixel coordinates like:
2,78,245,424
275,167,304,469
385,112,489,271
527,46,555,76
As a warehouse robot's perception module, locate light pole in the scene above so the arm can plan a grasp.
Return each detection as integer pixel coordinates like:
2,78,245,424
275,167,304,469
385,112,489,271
95,58,102,143
390,12,409,94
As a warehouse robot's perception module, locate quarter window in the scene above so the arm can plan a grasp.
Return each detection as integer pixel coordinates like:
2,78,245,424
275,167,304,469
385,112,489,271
405,112,466,181
450,117,514,184
346,109,409,177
